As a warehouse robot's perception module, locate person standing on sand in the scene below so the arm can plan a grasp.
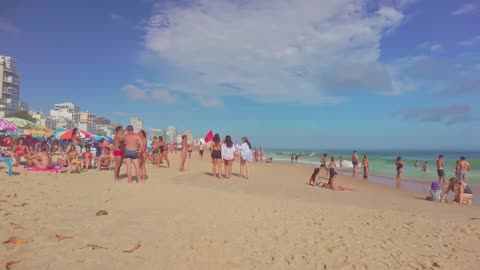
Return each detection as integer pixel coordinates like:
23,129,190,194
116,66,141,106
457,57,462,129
291,153,294,164
222,135,235,179
123,125,144,183
458,156,471,183
159,136,170,168
150,137,159,164
362,154,369,178
236,137,253,179
352,151,359,177
339,156,343,168
259,147,264,162
320,153,329,177
188,143,193,159
396,156,403,184
138,130,148,181
436,155,445,186
199,142,205,159
179,135,188,172
328,156,336,180
113,126,125,182
211,133,222,178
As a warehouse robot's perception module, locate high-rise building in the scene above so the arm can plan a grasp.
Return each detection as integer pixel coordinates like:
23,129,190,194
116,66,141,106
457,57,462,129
184,130,194,144
166,126,177,144
94,117,111,125
130,116,143,132
150,128,165,139
30,110,57,129
79,111,95,124
0,55,21,117
50,102,80,123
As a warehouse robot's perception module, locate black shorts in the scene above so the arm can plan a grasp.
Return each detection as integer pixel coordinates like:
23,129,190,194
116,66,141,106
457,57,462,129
320,163,326,167
199,150,204,155
352,161,358,166
211,150,222,159
437,169,445,177
329,168,335,175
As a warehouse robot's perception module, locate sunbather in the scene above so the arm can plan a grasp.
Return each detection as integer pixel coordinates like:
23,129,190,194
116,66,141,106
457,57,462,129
27,145,53,169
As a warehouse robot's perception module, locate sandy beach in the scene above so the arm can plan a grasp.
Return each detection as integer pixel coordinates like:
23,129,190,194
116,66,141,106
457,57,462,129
1,154,480,270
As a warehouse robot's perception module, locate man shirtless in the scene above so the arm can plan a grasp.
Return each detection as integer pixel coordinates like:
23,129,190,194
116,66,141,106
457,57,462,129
138,130,148,181
352,151,359,177
123,125,144,183
113,126,125,181
320,153,329,177
458,156,471,183
27,145,53,169
179,135,188,172
199,142,205,159
150,137,160,164
436,155,446,186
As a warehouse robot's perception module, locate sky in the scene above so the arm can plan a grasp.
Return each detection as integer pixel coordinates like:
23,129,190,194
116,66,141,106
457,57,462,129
0,0,479,149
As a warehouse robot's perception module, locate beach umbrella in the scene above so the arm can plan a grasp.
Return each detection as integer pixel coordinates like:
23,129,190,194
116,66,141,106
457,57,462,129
55,129,92,140
94,135,113,143
22,125,54,137
3,117,36,129
0,118,19,132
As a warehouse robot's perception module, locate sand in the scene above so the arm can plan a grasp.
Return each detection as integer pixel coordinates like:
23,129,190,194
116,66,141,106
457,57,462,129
1,154,480,270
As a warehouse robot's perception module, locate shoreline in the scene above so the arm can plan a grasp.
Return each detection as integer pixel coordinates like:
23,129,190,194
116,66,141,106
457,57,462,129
268,159,480,205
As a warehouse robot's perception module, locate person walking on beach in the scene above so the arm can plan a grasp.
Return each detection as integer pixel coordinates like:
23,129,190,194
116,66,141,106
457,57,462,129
139,130,148,181
179,135,188,172
159,136,170,168
436,155,445,186
113,126,125,182
236,137,253,179
362,154,369,179
222,135,235,179
199,142,205,159
352,151,359,177
211,133,222,178
123,125,144,183
320,153,329,177
458,156,471,183
396,156,403,184
295,154,299,164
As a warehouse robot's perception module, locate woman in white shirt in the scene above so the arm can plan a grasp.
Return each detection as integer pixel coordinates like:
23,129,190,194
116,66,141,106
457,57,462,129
236,136,253,179
221,135,235,179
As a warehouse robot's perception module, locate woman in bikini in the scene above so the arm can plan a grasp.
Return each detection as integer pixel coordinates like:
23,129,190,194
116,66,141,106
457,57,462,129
13,137,29,166
67,145,82,173
138,130,148,180
210,133,222,178
361,154,369,178
396,156,403,184
158,136,170,168
179,135,188,172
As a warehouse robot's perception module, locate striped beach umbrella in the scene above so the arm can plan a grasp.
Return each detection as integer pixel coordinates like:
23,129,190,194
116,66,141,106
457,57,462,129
3,117,36,129
0,118,19,132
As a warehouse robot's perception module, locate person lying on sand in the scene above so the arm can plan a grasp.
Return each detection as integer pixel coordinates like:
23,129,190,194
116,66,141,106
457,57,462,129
441,177,473,205
27,145,53,169
309,168,355,191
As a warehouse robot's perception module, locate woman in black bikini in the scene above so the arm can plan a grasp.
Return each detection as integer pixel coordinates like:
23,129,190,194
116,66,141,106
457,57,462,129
211,133,222,178
396,156,403,183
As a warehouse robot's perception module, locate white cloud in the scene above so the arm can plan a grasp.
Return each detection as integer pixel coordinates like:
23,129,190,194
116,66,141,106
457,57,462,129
450,3,477,16
417,41,443,53
151,89,178,104
122,84,146,100
140,0,409,104
459,35,480,46
192,95,224,108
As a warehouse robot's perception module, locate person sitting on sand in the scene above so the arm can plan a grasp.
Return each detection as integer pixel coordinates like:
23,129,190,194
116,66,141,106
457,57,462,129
13,137,29,166
441,177,473,205
309,167,321,186
81,146,93,169
426,180,442,202
66,145,82,173
27,145,53,169
97,147,112,171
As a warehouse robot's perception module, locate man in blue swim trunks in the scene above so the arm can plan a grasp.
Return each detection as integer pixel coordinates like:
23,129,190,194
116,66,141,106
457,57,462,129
123,125,144,183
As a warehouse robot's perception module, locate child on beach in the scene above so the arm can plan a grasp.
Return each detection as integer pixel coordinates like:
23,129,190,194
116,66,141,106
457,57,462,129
361,155,369,178
427,180,442,202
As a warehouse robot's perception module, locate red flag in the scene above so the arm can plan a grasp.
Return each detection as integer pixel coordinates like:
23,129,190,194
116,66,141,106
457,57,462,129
204,130,214,143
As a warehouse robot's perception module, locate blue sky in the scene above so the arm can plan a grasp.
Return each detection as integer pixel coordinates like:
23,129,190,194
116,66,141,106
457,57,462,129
0,0,479,149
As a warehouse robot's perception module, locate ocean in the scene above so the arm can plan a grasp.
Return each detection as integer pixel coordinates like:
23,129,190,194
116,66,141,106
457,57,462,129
264,149,480,184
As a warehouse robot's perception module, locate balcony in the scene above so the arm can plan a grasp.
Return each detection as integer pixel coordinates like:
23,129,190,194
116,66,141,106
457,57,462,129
3,76,20,86
3,87,18,95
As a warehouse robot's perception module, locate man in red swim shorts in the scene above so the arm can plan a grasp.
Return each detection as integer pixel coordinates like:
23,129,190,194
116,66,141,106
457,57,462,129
113,125,125,181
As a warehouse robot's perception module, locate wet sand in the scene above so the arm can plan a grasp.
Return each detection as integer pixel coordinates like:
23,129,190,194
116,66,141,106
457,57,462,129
1,154,480,269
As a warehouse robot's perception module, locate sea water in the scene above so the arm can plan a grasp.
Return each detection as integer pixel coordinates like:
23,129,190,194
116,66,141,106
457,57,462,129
264,149,480,184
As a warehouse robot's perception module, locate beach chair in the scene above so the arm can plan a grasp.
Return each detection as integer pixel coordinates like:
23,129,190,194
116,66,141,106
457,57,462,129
0,157,13,176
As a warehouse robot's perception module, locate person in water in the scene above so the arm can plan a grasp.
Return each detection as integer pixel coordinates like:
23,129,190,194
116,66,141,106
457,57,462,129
361,154,369,178
422,161,429,172
414,160,419,167
457,156,471,183
396,156,403,183
352,151,359,177
339,156,343,168
436,155,445,186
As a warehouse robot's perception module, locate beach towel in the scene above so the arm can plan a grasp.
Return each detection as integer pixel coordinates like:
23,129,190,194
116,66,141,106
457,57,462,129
25,166,63,173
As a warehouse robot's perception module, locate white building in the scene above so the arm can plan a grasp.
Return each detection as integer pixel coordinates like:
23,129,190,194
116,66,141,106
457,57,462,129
30,110,57,129
166,126,177,144
50,102,80,123
78,111,96,133
129,116,143,132
0,55,21,117
55,117,75,130
176,134,183,144
96,124,115,137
